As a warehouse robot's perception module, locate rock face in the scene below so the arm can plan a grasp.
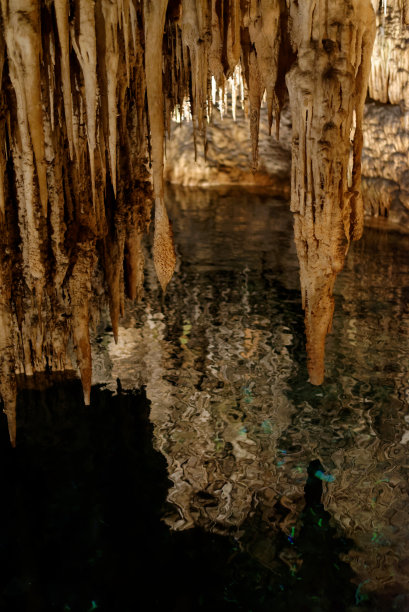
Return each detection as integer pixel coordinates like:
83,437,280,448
362,102,409,226
361,0,409,226
165,100,292,195
1,0,405,442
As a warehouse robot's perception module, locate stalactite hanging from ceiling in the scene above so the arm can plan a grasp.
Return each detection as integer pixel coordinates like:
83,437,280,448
0,0,376,445
286,0,376,384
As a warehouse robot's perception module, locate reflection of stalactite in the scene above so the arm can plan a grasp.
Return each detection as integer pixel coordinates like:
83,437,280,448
91,187,409,601
321,226,409,600
101,213,301,537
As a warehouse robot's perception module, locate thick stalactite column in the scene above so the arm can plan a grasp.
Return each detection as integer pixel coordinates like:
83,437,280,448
286,0,375,384
144,0,176,293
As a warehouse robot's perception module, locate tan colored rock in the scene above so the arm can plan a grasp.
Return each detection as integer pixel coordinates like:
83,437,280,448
369,0,409,105
54,0,75,160
0,1,154,434
164,102,291,195
144,0,176,293
361,1,409,226
286,0,375,384
362,102,409,226
0,0,405,434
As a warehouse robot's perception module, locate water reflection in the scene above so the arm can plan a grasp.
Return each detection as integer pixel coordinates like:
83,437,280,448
93,186,409,607
0,379,364,611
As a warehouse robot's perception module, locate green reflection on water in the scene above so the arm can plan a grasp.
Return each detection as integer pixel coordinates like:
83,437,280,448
93,186,409,607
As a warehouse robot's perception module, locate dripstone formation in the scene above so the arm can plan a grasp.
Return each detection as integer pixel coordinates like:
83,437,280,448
0,0,385,444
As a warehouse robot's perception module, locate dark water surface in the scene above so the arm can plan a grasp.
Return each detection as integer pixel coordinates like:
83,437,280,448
2,187,409,610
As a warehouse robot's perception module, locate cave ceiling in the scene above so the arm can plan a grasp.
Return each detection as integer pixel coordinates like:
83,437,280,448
0,0,404,444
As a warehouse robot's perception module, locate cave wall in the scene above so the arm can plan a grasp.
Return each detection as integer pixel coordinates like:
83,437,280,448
165,0,409,230
164,93,292,193
362,0,409,226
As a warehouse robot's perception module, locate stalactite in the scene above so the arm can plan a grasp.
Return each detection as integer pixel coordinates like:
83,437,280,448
101,0,119,196
144,0,176,292
69,243,97,405
54,0,75,160
2,0,48,218
208,0,223,85
0,0,381,442
286,0,376,384
71,0,98,205
244,0,281,168
181,0,210,144
8,66,46,295
0,31,6,221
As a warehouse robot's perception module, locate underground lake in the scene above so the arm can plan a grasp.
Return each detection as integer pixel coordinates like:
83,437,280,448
1,2,409,609
2,187,409,611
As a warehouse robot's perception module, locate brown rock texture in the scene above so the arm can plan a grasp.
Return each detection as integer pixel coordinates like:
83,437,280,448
286,0,375,384
362,102,409,226
361,0,409,225
0,0,390,443
164,99,292,195
0,0,153,443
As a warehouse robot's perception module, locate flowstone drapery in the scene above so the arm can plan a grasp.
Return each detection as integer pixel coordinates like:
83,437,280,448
0,0,377,443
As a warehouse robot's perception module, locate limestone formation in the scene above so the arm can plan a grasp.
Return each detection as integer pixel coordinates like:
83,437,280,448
0,0,153,444
286,1,376,384
164,97,292,193
0,0,399,444
362,0,409,225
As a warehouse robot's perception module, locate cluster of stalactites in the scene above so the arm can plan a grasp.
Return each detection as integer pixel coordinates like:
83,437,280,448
0,0,155,446
0,0,292,446
128,0,376,390
0,0,376,445
160,0,376,385
162,0,291,165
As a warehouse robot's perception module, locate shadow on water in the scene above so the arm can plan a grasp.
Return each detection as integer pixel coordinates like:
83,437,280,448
0,376,373,611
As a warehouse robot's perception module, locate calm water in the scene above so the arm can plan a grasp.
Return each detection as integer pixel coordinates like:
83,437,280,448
2,186,409,610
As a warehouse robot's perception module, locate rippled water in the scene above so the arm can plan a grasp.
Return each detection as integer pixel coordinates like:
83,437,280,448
91,186,409,609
